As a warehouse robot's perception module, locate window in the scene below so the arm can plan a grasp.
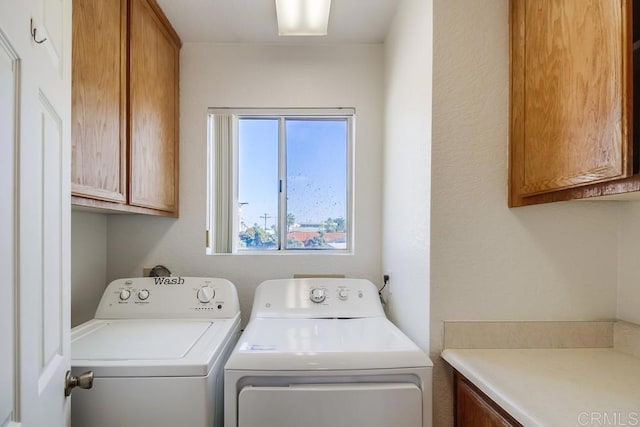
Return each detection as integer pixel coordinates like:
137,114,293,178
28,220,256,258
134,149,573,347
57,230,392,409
207,108,354,253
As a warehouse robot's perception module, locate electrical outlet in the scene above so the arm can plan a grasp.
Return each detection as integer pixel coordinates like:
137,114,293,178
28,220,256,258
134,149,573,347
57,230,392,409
143,267,152,277
382,272,392,301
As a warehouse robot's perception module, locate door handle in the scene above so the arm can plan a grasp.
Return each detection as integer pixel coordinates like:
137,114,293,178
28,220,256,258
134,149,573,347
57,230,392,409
65,370,94,397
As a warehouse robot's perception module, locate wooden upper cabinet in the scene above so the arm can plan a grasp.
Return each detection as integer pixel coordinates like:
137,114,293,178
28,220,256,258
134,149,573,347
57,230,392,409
72,0,127,203
71,0,180,216
129,0,180,212
509,0,634,207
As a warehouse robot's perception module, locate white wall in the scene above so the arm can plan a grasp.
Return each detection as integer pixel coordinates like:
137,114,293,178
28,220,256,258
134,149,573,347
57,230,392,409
71,211,108,326
430,0,620,425
106,43,385,320
382,0,432,352
618,202,640,325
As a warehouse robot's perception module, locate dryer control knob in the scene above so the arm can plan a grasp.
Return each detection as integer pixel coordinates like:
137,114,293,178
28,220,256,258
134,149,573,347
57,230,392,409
309,288,326,303
137,289,150,300
119,289,131,301
197,286,215,303
337,289,348,301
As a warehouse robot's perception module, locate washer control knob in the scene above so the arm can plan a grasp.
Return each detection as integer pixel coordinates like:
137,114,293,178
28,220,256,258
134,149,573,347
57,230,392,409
197,286,215,303
137,289,150,301
309,288,326,304
119,289,131,301
337,289,348,301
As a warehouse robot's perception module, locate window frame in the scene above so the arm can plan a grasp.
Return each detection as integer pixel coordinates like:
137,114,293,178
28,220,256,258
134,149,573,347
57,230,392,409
207,107,355,255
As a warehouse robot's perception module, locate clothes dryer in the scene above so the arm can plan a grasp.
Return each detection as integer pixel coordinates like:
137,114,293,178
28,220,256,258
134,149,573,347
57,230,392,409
224,278,432,427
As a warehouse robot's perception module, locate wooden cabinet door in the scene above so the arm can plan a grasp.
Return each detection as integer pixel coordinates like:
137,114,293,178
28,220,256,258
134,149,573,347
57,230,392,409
455,374,521,427
510,0,632,202
72,0,127,203
129,0,180,213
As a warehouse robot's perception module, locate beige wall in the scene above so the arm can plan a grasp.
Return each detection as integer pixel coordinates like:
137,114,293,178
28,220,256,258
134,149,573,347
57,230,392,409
383,0,432,351
617,202,640,325
105,43,386,322
71,211,108,326
430,0,619,425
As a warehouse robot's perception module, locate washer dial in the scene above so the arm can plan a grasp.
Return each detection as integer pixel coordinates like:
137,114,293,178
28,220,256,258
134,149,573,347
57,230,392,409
137,289,150,300
197,286,215,303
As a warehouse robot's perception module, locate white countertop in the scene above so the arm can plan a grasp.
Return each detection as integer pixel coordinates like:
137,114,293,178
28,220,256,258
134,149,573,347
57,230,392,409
441,348,640,427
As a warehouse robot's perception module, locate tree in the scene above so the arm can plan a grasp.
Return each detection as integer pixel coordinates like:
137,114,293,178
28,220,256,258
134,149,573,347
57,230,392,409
238,224,277,248
287,237,304,248
304,234,328,248
287,213,296,232
321,217,345,233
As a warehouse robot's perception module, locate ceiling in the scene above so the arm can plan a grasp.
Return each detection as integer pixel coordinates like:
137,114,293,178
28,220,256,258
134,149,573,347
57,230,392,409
154,0,402,44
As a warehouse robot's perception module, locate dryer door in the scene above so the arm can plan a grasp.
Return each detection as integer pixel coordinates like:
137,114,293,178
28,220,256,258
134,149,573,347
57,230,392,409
238,383,422,427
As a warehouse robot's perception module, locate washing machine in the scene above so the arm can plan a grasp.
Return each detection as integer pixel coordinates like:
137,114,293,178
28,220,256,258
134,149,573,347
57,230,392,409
71,277,241,427
224,278,432,427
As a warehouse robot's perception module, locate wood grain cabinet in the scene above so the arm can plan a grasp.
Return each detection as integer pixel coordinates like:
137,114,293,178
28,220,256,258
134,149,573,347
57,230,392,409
72,0,180,216
454,372,522,427
509,0,640,207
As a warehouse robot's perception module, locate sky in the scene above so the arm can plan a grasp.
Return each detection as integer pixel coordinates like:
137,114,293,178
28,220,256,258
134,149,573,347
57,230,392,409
238,118,348,230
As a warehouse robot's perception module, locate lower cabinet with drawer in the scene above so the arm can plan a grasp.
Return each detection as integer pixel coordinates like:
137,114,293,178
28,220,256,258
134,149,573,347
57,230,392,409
454,371,522,427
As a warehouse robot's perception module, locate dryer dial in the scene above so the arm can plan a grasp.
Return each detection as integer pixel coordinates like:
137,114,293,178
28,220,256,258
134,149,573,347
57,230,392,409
309,288,326,303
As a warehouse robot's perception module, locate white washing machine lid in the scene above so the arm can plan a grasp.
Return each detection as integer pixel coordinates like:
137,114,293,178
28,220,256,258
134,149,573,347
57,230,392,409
73,320,211,360
225,317,432,371
71,316,239,377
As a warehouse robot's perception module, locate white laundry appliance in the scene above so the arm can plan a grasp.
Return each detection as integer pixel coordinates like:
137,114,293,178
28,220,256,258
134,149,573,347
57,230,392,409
224,278,432,427
71,277,241,427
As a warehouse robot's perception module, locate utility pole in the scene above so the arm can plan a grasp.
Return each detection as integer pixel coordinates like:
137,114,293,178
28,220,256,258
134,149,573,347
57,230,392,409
260,213,272,230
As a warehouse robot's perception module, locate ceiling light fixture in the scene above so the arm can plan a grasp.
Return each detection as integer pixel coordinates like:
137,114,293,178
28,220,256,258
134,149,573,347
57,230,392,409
275,0,331,36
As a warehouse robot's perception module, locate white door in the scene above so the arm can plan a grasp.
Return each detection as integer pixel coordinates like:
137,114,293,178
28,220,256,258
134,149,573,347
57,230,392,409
0,0,72,425
0,18,19,427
